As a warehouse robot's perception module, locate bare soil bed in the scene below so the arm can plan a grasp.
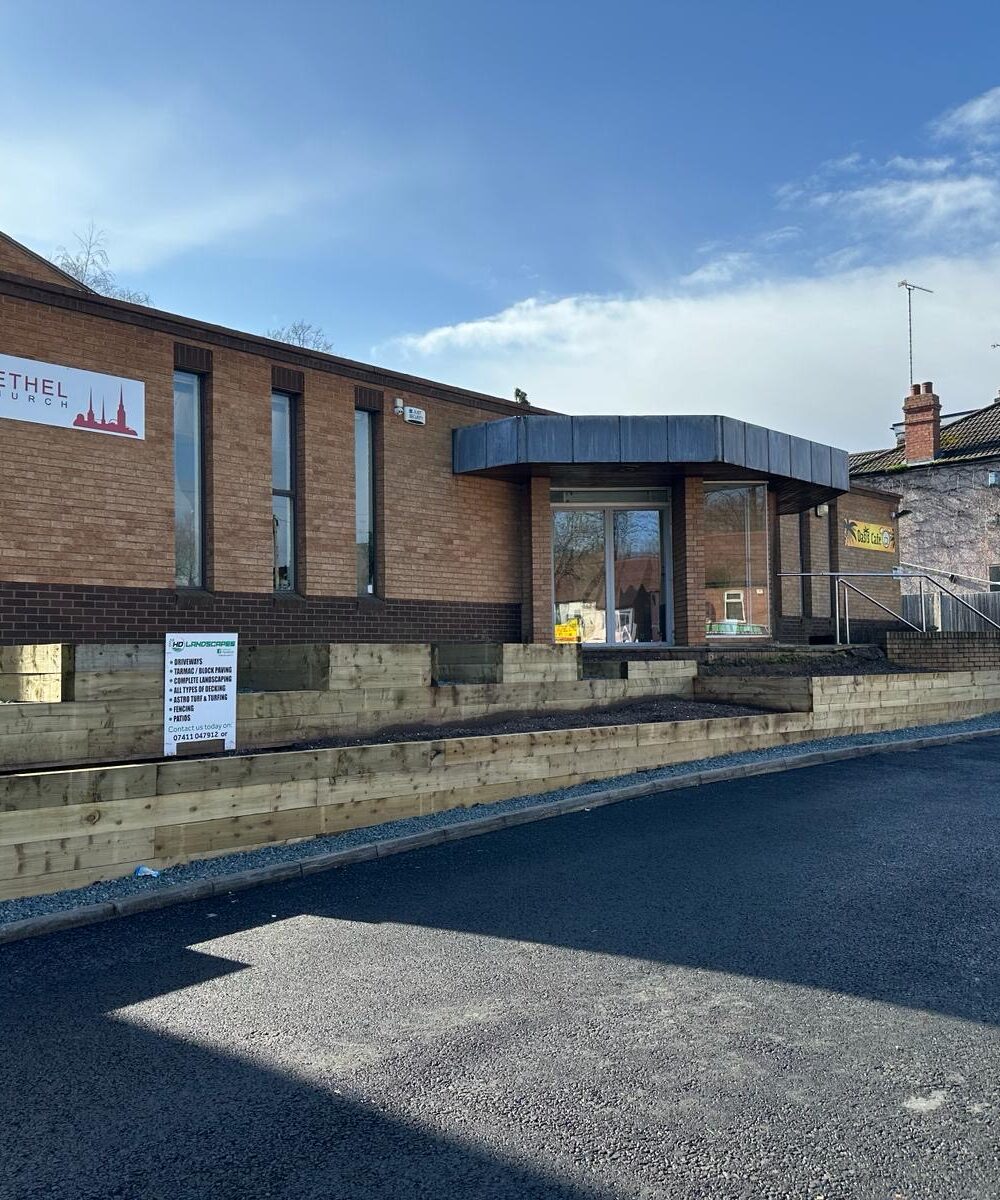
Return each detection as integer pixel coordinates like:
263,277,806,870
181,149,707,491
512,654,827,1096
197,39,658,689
295,696,768,751
697,648,923,678
0,696,772,778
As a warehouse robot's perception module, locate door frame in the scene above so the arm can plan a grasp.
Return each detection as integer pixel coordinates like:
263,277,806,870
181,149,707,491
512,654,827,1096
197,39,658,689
551,494,674,646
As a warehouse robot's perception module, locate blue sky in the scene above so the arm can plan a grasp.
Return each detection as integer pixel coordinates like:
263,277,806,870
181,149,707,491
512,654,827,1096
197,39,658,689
2,1,1000,448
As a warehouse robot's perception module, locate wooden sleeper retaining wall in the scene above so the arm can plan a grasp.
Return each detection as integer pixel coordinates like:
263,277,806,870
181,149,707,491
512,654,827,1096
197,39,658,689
1,667,999,900
0,644,696,773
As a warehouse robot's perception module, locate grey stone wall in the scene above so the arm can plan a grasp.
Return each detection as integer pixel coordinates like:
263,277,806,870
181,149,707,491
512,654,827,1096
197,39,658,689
859,458,1000,593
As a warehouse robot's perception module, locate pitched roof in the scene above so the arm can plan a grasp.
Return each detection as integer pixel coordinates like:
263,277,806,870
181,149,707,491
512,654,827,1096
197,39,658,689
850,400,1000,474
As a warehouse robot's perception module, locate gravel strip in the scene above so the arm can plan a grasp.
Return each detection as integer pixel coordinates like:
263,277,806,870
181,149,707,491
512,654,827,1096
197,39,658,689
3,710,1000,927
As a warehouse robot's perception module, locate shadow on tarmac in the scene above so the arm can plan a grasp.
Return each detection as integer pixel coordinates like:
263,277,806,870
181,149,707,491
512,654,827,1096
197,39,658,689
3,741,1000,1196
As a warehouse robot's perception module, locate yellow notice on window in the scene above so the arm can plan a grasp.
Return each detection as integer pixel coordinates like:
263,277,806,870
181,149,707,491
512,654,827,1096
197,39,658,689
554,618,581,643
843,519,895,553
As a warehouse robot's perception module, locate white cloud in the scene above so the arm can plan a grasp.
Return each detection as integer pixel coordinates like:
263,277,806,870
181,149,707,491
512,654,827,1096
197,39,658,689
932,85,1000,145
387,85,1000,453
809,175,1000,238
757,225,802,247
814,245,868,273
680,251,757,288
388,253,1000,451
885,155,955,174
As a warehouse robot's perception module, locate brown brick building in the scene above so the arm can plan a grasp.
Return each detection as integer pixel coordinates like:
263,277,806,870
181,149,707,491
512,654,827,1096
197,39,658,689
0,231,898,647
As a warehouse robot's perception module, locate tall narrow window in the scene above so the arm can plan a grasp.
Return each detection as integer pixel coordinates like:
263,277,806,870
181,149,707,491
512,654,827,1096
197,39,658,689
355,409,376,595
271,392,296,592
703,482,770,637
173,370,203,588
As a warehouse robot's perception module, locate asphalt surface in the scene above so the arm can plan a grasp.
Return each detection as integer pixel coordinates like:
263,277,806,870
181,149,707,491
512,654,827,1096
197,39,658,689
2,741,1000,1200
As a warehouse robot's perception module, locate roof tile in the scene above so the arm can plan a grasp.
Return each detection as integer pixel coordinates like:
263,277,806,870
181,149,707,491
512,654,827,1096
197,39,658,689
851,402,1000,474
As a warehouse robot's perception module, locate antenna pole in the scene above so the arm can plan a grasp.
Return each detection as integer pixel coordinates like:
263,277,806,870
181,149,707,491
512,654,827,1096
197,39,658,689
905,286,913,387
897,280,934,388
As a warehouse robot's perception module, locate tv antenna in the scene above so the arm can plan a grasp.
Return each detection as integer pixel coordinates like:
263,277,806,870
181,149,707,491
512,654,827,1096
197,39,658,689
897,280,933,388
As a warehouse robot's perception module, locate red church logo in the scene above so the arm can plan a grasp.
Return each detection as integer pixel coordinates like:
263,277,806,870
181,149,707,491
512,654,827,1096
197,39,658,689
72,388,138,437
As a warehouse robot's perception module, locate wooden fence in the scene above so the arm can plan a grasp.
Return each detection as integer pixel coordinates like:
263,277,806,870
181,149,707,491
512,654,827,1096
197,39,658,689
901,590,1000,633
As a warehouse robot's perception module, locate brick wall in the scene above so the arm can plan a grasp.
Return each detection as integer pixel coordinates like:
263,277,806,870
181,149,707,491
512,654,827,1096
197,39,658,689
808,508,832,617
672,477,705,645
886,631,1000,671
0,274,527,643
775,488,898,642
0,580,520,645
0,236,84,290
524,475,553,642
778,513,801,615
902,382,940,464
832,489,901,621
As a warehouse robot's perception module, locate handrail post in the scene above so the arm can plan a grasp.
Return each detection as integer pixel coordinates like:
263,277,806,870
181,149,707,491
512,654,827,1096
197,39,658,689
919,576,926,632
834,575,841,645
844,586,851,645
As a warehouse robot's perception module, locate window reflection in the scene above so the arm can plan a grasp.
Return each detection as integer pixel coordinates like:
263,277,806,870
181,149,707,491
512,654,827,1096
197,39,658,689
613,510,663,642
553,510,606,642
355,410,376,595
704,483,769,636
173,371,202,588
271,393,296,592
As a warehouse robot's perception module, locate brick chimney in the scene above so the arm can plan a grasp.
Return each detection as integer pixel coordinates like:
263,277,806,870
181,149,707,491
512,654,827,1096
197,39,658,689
902,381,940,464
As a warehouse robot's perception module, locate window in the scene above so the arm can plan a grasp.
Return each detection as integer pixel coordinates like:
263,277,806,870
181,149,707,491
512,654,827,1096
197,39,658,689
173,371,203,588
271,392,296,592
703,483,770,636
724,590,746,622
355,409,376,595
552,502,669,644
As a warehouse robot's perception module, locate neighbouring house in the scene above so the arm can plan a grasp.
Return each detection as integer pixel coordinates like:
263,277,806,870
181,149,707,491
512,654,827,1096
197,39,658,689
851,382,1000,595
0,227,900,648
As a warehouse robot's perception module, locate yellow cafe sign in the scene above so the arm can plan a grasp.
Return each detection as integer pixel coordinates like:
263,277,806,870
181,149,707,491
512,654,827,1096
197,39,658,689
844,519,895,554
554,618,581,643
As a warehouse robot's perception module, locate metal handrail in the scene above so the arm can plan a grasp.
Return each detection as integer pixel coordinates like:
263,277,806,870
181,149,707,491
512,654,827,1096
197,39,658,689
900,561,995,589
838,578,921,644
778,569,1000,642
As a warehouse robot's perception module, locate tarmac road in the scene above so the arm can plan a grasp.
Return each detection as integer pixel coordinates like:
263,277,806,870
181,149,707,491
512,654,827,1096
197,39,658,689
2,739,1000,1199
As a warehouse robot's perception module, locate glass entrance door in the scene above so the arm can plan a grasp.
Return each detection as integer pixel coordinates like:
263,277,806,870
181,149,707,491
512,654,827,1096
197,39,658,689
552,496,672,644
553,509,607,643
613,510,664,643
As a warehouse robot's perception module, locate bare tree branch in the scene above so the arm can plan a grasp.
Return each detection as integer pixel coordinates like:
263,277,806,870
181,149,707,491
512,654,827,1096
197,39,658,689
267,320,333,352
53,222,150,304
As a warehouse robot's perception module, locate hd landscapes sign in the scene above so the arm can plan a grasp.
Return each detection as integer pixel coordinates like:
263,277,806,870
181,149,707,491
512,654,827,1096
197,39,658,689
0,351,145,439
163,634,239,756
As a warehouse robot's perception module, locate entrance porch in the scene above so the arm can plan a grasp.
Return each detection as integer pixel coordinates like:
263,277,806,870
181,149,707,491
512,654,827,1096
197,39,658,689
453,413,849,646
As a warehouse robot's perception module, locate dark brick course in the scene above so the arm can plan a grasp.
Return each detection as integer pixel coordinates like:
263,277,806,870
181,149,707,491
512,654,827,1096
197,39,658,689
887,631,1000,671
0,582,521,645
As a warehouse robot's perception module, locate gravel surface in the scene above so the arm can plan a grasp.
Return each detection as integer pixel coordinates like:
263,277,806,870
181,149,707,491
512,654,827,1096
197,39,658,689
4,738,1000,1198
2,710,999,928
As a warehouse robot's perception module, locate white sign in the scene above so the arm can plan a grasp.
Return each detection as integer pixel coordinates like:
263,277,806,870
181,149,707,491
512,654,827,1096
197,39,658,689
0,351,145,439
163,633,239,756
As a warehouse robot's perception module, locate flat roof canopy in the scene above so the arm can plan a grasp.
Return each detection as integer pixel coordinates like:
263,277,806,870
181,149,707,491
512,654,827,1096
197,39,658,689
453,414,850,514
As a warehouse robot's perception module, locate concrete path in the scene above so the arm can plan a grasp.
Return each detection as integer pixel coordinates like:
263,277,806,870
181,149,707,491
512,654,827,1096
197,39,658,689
3,741,1000,1199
